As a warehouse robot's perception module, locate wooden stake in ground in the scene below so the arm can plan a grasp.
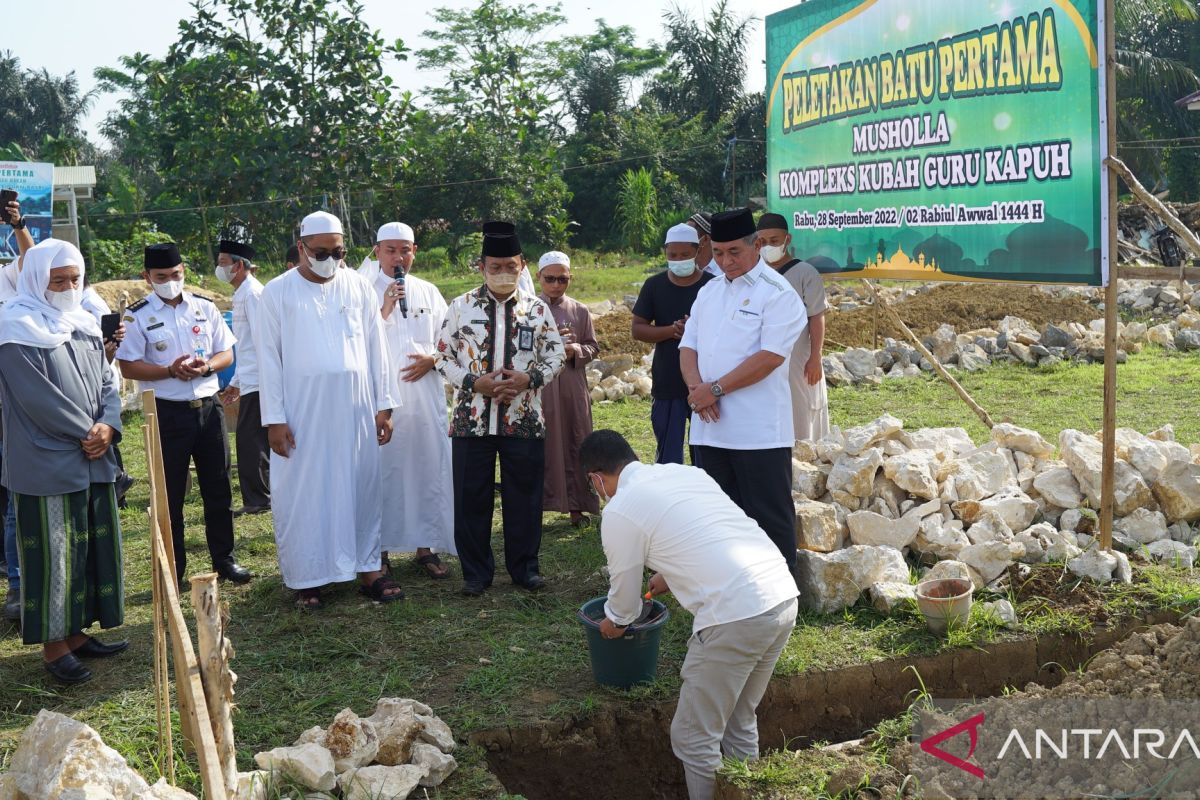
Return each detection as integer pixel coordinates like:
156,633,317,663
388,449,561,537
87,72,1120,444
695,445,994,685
1098,0,1118,554
860,280,996,430
1106,157,1200,260
145,425,175,786
142,391,177,586
191,574,239,796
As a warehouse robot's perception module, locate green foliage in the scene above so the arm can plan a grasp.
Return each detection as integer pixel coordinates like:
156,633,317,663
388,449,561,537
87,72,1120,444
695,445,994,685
87,221,176,282
0,51,95,162
616,167,660,253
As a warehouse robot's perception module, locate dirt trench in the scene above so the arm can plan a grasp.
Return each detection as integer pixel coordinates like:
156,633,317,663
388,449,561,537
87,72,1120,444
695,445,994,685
470,610,1181,800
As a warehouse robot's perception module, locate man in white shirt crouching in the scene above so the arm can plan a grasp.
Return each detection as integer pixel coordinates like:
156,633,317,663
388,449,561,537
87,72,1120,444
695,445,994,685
582,429,799,800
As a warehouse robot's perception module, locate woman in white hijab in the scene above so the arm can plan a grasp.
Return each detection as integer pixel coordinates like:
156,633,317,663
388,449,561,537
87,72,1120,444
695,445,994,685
0,238,127,686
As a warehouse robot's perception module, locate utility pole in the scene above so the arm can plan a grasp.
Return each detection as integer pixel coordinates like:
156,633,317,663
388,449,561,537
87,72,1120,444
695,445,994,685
730,137,738,208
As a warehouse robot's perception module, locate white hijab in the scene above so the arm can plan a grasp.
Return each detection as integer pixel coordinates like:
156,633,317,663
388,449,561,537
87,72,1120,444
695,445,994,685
0,238,101,349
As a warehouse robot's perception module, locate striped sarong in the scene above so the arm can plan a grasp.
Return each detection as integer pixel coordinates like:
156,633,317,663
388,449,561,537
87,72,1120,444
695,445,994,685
14,483,124,645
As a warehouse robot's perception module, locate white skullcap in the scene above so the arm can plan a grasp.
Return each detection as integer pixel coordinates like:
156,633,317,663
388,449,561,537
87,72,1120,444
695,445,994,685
664,223,699,245
300,210,343,237
538,251,570,271
376,222,415,243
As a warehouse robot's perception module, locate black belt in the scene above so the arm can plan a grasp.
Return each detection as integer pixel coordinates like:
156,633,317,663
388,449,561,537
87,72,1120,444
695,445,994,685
156,395,218,410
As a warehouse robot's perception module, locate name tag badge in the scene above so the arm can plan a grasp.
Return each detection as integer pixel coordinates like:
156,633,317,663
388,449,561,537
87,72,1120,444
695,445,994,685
147,322,165,331
517,325,535,352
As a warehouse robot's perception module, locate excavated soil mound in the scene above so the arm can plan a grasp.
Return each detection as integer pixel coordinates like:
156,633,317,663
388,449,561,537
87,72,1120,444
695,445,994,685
824,283,1099,350
594,308,652,358
92,280,232,312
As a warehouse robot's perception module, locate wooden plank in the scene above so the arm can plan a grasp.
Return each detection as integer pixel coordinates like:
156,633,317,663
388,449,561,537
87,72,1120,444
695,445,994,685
190,574,239,796
1099,0,1118,553
1107,157,1200,260
1117,265,1200,281
144,425,175,786
141,390,177,585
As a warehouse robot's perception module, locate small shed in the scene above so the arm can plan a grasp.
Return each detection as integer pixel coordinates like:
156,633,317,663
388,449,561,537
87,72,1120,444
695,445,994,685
52,165,97,247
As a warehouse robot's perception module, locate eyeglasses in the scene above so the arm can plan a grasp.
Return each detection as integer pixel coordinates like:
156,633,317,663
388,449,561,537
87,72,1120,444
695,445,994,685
304,245,347,261
541,275,570,285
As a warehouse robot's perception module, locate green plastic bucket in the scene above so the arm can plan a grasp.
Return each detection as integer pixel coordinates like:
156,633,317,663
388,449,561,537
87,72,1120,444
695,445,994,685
577,596,670,689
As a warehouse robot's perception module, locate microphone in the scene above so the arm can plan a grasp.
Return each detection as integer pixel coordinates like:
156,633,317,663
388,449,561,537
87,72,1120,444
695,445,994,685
395,269,408,318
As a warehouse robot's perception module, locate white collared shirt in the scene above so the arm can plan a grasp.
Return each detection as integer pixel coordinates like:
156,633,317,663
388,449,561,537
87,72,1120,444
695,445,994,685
680,260,806,449
230,274,264,393
116,291,235,401
601,461,798,633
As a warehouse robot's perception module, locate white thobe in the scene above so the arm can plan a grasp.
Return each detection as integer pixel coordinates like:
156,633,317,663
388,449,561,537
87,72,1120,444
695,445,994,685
257,268,397,589
371,271,456,554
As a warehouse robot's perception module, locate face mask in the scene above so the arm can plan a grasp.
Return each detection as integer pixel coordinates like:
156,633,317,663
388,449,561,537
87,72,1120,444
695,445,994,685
761,244,788,263
589,473,611,510
485,272,519,294
667,259,697,277
44,287,82,312
216,264,234,284
309,255,339,278
154,280,185,301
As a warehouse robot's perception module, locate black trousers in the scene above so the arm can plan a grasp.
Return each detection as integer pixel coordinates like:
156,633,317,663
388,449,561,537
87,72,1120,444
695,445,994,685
235,391,271,509
452,436,545,586
694,445,796,571
156,396,236,579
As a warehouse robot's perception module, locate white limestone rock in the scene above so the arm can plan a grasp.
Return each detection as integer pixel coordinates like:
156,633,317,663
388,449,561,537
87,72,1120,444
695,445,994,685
883,449,939,500
416,715,456,754
795,545,910,614
964,511,1014,545
409,742,458,788
814,427,846,463
8,710,151,800
295,726,325,746
1140,539,1197,568
321,709,379,773
843,414,903,456
795,500,846,553
868,581,917,613
978,599,1019,629
1115,508,1169,544
1033,467,1084,509
1068,548,1133,584
958,541,1016,587
233,772,274,800
339,765,427,800
1152,461,1200,523
1040,527,1083,562
255,744,338,792
913,516,970,560
871,474,908,517
792,461,828,500
990,423,1052,458
827,448,884,502
901,427,975,460
847,510,918,549
1059,429,1153,515
922,559,973,584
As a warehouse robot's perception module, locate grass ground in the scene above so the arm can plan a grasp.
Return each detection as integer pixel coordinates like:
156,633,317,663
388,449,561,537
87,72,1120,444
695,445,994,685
2,346,1199,797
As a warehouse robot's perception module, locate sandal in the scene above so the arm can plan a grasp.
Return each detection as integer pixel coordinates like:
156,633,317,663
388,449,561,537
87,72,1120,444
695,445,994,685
359,575,405,603
380,552,393,574
294,588,323,610
416,553,451,580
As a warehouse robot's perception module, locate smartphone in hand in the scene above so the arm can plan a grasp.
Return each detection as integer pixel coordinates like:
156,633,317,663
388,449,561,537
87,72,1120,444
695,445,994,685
0,189,17,225
100,313,120,342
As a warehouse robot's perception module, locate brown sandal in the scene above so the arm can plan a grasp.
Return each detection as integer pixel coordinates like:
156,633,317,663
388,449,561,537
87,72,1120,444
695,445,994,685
416,553,451,580
360,575,405,603
294,588,323,610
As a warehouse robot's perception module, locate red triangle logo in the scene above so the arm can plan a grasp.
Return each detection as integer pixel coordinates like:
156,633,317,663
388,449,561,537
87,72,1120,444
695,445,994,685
919,712,986,779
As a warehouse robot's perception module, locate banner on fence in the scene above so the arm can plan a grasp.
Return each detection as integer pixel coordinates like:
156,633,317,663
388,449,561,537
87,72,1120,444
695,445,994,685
766,1,1108,285
0,161,54,260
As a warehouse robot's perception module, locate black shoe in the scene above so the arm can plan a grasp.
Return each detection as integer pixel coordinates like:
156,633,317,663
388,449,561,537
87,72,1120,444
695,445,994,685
234,505,270,518
461,581,488,597
518,575,547,592
215,561,253,584
45,653,92,685
4,586,20,621
115,472,135,503
73,635,129,659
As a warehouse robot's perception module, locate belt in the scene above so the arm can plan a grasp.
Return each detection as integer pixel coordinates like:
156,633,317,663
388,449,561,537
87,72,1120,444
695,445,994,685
156,395,218,410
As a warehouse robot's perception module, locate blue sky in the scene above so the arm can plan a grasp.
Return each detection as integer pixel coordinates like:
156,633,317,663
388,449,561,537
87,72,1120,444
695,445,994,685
15,0,795,144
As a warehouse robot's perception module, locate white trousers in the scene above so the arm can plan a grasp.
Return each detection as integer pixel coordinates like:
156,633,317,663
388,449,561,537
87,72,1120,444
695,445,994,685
670,597,798,800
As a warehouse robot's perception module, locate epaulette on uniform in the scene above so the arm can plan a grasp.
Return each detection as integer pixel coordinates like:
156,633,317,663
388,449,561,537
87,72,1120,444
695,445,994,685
127,297,150,312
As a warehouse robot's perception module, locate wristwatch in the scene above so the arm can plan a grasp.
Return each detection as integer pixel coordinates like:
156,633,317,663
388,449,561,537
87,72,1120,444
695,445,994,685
10,216,25,230
202,365,214,377
710,381,725,397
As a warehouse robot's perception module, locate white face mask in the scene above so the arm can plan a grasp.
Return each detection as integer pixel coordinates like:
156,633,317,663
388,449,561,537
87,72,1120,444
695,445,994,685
760,243,789,263
153,280,185,301
216,264,234,284
44,287,82,312
667,258,697,277
308,255,339,278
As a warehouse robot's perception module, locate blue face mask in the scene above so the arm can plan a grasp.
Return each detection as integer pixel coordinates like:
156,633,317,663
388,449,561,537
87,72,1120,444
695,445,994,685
667,258,697,277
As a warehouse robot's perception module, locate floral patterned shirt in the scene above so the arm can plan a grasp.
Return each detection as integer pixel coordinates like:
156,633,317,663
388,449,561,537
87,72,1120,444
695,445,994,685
435,285,565,438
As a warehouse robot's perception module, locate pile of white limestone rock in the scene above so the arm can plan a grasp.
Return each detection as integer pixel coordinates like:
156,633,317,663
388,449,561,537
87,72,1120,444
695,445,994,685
792,416,1200,616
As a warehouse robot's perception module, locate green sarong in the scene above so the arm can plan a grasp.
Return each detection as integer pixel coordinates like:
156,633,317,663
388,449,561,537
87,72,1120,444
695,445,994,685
15,483,124,645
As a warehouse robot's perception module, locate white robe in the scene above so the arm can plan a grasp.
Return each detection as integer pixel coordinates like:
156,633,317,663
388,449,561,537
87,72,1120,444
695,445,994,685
371,271,456,554
257,268,397,589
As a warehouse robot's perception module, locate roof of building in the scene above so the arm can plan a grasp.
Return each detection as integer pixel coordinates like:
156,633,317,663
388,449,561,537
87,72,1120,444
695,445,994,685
52,165,97,188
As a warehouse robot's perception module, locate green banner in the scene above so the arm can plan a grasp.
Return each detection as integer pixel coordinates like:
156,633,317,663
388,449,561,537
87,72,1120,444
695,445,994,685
766,0,1108,286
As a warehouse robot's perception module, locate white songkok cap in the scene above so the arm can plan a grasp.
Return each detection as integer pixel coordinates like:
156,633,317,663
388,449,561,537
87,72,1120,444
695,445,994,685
664,223,699,245
376,222,415,243
300,210,344,237
538,251,570,271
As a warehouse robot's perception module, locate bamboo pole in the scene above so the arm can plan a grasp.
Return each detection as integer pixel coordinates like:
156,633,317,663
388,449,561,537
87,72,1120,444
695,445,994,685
860,279,996,429
191,574,239,796
1106,157,1200,259
1099,0,1118,553
145,425,175,786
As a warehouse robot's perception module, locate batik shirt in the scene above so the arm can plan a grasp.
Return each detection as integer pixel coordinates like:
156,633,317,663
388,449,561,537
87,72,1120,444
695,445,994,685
435,286,565,438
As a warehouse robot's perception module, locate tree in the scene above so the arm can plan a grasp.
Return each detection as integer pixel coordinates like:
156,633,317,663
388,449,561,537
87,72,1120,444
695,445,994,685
0,52,95,162
616,167,659,252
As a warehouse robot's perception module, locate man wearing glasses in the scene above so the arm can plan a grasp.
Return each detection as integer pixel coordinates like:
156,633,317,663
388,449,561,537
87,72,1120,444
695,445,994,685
435,222,564,597
255,211,399,610
536,251,599,528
